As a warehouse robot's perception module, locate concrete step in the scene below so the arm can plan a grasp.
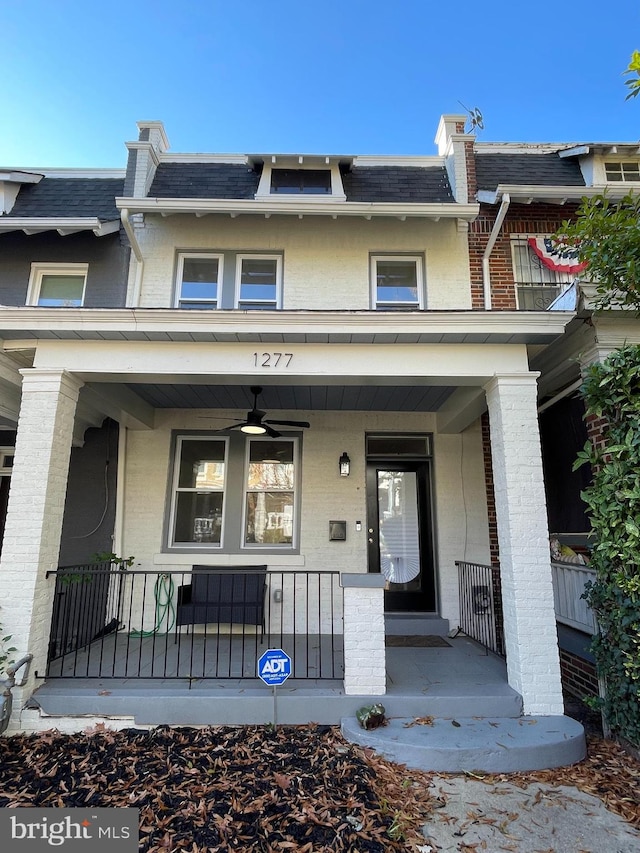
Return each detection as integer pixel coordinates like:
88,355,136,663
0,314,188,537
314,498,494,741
341,714,586,773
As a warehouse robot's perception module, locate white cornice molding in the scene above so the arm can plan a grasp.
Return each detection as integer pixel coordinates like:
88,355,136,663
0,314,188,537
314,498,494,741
477,185,637,205
161,153,250,165
0,218,120,236
0,307,573,343
0,170,43,184
351,155,444,167
115,196,479,220
4,169,126,179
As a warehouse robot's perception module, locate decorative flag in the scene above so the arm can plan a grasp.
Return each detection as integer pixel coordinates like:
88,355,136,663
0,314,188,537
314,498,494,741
527,237,588,274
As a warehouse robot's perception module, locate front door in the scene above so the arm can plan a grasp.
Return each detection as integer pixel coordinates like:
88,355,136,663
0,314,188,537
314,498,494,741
366,461,436,611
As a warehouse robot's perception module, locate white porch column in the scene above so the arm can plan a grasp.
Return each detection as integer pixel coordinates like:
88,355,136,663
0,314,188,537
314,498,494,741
484,373,563,715
0,369,83,707
341,574,386,695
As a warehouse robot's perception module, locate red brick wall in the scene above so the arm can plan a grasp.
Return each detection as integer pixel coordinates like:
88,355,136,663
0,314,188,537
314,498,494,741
560,648,599,699
468,203,581,310
481,412,500,566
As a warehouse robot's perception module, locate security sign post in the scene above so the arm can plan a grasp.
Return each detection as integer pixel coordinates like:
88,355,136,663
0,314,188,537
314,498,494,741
258,648,292,728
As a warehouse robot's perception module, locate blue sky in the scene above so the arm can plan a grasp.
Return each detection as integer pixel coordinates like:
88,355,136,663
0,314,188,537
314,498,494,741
1,0,639,167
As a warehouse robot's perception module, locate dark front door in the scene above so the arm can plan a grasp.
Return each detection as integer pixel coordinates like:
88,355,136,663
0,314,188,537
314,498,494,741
366,462,436,612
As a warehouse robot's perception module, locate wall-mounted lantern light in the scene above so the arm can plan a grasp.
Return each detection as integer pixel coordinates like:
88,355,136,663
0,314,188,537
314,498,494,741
339,452,351,477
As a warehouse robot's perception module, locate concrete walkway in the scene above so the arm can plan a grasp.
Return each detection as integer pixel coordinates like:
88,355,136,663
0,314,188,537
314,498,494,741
420,774,639,853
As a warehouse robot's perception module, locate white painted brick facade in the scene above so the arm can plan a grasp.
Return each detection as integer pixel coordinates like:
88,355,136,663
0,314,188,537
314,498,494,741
0,369,82,710
342,581,386,695
133,215,471,311
120,409,489,633
485,374,564,715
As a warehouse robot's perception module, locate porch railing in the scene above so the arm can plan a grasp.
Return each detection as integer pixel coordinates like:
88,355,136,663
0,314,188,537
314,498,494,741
45,567,344,681
455,561,505,656
551,561,598,634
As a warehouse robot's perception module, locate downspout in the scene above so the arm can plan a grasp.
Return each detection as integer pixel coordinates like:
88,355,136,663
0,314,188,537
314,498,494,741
482,192,510,310
121,208,144,308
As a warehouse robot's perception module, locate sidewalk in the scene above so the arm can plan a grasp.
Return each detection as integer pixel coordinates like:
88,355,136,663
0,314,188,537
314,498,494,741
420,774,639,853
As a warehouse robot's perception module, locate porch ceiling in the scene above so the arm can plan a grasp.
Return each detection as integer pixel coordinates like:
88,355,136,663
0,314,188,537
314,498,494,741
125,382,457,412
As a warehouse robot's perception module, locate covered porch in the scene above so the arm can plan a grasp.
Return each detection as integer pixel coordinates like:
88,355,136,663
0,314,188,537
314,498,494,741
0,308,572,735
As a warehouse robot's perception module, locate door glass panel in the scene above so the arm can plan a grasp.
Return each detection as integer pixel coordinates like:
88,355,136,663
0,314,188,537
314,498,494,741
377,470,421,589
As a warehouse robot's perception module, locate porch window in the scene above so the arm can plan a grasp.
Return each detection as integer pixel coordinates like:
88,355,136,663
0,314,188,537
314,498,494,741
169,437,227,546
243,439,296,546
27,263,88,307
512,239,573,310
176,254,222,309
371,255,424,310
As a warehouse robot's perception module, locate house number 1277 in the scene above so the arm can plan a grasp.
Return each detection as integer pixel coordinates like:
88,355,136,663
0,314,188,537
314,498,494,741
253,352,293,368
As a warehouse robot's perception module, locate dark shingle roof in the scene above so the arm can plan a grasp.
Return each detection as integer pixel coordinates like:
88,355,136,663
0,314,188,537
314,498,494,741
8,178,123,219
150,163,260,198
476,153,585,191
148,162,455,204
342,166,454,203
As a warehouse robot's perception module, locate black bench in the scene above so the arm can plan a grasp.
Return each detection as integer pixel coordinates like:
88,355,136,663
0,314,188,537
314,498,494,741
175,567,267,640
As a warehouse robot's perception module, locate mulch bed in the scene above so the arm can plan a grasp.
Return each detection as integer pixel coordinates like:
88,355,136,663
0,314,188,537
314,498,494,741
0,723,638,851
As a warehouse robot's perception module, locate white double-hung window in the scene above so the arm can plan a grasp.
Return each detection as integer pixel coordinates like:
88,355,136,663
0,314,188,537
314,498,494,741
371,255,424,310
235,255,281,310
27,263,88,307
175,252,282,310
176,253,222,309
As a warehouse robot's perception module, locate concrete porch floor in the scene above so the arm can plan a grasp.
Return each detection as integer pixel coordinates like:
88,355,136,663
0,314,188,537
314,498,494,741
32,636,519,725
29,635,586,771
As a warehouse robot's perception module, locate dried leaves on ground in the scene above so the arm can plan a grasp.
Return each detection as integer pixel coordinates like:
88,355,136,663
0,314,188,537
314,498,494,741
0,725,638,852
0,724,432,851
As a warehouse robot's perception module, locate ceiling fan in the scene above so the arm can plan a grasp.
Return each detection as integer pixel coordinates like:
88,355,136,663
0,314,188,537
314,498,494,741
209,386,310,437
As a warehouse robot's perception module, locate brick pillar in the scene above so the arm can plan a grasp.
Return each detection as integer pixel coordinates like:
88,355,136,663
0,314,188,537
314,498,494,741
484,374,563,715
341,574,386,695
0,369,83,712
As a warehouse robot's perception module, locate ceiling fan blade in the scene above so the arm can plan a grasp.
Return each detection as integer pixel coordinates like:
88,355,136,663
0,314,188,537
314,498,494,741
264,425,282,438
266,419,311,428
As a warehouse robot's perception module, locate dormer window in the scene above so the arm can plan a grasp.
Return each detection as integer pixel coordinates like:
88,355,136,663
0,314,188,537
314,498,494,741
270,169,332,194
254,158,347,201
605,161,640,182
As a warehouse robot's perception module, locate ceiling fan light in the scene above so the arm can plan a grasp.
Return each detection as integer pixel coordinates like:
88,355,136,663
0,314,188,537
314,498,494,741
241,424,267,434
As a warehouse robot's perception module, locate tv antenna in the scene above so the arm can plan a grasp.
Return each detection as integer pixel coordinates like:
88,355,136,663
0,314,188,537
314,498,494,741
458,101,484,133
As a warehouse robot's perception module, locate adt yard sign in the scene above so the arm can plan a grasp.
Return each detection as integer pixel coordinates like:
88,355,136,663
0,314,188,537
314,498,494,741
258,649,291,686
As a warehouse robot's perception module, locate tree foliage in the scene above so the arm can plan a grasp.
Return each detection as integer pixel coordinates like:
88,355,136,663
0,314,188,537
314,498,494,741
574,345,640,746
555,192,640,312
624,50,640,100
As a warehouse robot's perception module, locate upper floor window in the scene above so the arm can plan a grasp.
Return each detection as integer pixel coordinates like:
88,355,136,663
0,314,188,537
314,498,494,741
176,253,222,309
27,263,88,307
270,169,332,194
605,161,640,182
512,238,578,310
236,255,281,310
371,255,424,310
175,252,282,310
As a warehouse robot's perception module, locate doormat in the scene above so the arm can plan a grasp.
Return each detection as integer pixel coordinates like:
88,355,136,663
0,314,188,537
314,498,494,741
385,635,451,647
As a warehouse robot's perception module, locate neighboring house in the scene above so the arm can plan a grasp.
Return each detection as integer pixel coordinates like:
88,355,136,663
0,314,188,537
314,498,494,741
472,138,640,700
1,115,633,734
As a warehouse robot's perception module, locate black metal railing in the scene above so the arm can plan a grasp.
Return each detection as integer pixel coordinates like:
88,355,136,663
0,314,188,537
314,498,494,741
455,560,505,656
45,567,344,681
